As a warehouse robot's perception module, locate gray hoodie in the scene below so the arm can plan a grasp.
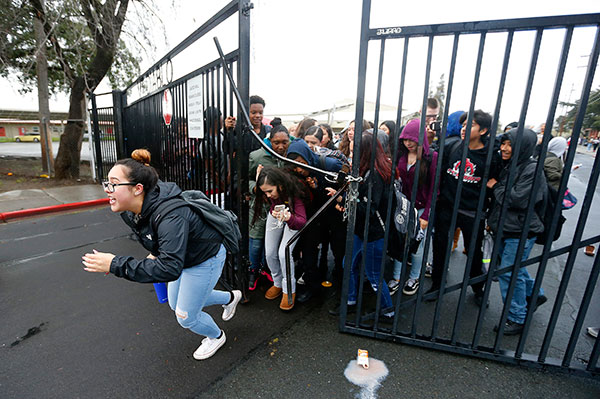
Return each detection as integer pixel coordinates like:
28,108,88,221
488,129,546,237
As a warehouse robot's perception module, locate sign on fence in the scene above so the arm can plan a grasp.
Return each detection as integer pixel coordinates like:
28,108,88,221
187,75,205,139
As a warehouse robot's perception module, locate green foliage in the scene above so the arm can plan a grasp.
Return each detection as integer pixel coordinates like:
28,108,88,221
557,87,600,133
0,0,141,94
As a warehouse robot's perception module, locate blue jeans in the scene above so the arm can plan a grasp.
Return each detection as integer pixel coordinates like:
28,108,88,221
346,235,393,311
497,237,545,324
393,209,426,281
248,237,266,272
167,244,229,339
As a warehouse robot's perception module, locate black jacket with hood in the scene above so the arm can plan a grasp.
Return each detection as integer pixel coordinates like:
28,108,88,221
110,181,223,283
487,129,546,238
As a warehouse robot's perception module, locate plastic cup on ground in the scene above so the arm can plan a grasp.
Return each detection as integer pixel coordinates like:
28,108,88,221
153,282,168,303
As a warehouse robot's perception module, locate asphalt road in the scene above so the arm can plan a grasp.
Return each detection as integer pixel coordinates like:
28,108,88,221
1,149,599,398
0,142,92,161
0,208,319,398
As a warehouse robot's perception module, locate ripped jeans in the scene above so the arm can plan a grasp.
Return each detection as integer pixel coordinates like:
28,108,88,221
346,235,393,310
167,244,229,339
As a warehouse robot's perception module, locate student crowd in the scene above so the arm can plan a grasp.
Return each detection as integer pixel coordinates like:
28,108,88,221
227,94,579,336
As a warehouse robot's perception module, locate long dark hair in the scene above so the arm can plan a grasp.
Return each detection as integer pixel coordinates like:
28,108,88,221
252,166,306,224
398,140,431,189
359,133,393,184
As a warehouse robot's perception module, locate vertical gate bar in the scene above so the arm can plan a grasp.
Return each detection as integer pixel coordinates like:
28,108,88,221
216,65,223,204
90,93,104,180
588,328,600,372
401,33,434,328
411,33,460,338
390,37,409,335
493,28,544,351
373,38,399,331
340,0,371,331
85,95,97,182
238,0,252,269
202,72,209,191
515,26,574,358
563,237,600,367
208,68,215,202
227,61,235,211
450,32,488,345
431,31,486,340
471,29,514,348
176,83,183,188
539,25,600,363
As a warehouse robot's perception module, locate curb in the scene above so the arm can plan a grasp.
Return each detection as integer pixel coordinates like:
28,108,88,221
0,198,109,222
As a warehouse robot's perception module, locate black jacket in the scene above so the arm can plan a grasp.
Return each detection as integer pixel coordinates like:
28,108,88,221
354,169,391,242
487,129,545,237
110,181,223,283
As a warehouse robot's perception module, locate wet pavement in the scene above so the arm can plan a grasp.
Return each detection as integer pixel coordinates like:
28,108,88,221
1,147,599,397
1,207,599,398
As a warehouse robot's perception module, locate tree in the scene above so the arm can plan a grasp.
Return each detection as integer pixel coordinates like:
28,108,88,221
429,73,446,120
0,0,144,179
557,87,600,135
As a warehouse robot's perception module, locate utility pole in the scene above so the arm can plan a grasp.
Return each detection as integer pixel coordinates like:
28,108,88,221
33,0,54,175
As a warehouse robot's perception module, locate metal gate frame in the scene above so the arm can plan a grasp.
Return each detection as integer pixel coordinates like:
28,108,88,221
340,0,600,377
91,0,252,296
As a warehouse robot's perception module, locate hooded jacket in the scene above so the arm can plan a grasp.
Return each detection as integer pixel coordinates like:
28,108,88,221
544,137,567,191
286,139,343,174
111,181,223,283
446,110,465,138
397,119,439,221
488,129,546,237
286,138,344,219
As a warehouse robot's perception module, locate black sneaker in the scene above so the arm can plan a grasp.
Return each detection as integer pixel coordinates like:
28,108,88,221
402,278,419,296
494,319,524,335
526,294,548,313
387,279,400,295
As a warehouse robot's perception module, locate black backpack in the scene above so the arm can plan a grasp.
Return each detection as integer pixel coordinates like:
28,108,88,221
536,183,566,244
151,191,242,254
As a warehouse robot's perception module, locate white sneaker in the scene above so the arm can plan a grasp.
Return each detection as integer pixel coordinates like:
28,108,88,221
193,331,226,360
222,290,242,321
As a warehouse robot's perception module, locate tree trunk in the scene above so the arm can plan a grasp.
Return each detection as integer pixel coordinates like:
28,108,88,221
33,0,53,174
54,77,86,179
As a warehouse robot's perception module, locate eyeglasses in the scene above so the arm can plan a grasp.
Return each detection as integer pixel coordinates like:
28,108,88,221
102,181,137,193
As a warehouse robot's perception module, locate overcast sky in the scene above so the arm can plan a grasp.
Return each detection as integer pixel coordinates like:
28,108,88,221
2,0,599,128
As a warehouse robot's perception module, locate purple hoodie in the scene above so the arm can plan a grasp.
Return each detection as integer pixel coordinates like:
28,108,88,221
397,119,438,221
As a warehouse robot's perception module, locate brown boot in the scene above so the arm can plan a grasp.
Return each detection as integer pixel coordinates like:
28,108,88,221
279,293,296,311
452,228,460,252
265,286,282,300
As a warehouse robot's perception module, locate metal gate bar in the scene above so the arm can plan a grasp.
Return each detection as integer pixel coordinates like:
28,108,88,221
341,0,600,377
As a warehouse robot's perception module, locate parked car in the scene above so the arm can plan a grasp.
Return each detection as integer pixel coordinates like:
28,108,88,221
15,133,41,142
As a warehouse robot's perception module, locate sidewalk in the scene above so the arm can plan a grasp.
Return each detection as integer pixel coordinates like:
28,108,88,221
0,184,106,216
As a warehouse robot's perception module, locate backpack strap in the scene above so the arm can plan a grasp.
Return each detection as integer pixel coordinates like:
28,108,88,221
151,198,189,234
318,153,327,170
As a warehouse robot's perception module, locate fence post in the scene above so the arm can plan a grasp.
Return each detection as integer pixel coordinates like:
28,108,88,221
237,1,252,258
112,90,126,159
90,93,104,181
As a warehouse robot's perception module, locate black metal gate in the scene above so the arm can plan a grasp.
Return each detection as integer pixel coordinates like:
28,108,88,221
340,1,600,377
91,0,252,295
